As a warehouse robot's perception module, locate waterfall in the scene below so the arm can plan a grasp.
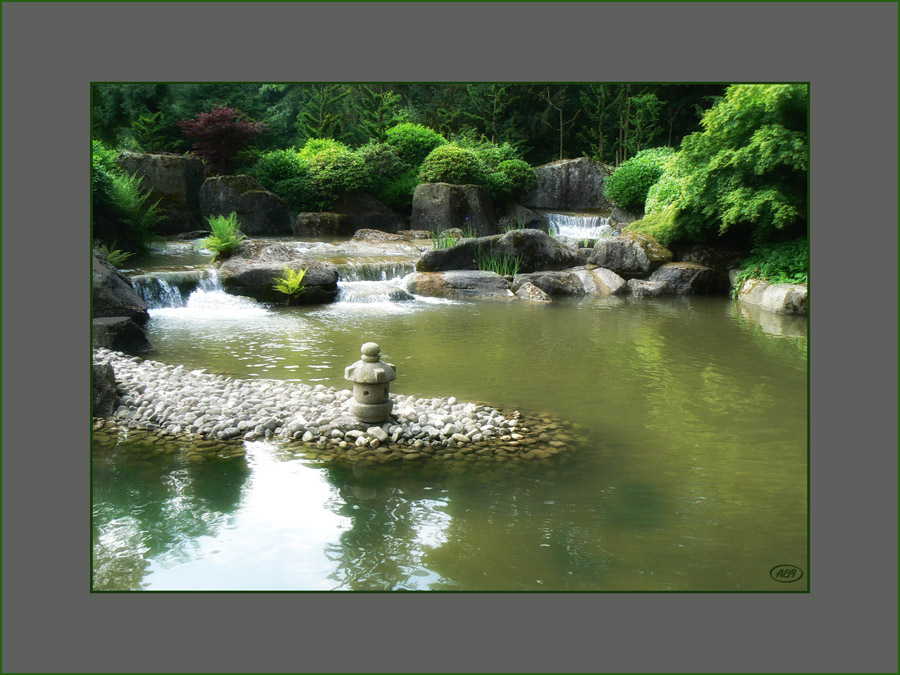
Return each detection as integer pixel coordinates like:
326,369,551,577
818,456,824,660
544,212,616,240
131,269,223,309
334,260,417,282
337,279,414,304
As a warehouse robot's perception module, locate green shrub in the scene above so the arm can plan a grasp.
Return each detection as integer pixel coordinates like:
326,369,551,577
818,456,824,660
419,144,489,186
385,123,447,166
200,212,245,260
657,84,808,245
251,149,315,212
489,159,538,201
355,142,408,180
624,208,683,247
731,238,809,294
297,137,350,160
272,267,308,304
307,146,372,208
605,146,676,211
377,167,420,213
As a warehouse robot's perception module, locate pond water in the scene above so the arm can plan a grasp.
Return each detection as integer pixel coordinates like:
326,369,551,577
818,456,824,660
93,236,808,591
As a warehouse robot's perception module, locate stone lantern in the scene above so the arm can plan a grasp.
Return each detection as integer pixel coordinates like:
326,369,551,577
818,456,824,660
344,342,397,423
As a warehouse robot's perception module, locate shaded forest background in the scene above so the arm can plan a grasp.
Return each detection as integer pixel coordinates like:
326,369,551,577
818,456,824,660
92,83,726,168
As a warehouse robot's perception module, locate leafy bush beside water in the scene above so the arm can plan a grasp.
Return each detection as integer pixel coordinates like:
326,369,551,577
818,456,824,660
731,238,809,293
605,146,675,212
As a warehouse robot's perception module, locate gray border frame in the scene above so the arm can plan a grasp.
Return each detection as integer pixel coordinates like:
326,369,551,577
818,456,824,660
3,2,897,673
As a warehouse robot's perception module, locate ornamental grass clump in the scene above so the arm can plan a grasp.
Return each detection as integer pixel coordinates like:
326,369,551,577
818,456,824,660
200,212,246,261
474,246,523,277
271,267,308,304
430,230,458,250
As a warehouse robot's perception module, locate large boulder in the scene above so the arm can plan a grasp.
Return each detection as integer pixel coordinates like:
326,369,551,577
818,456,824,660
199,175,292,235
217,241,338,304
648,262,718,294
92,362,119,417
405,271,513,300
293,212,353,237
627,279,674,297
332,192,407,233
673,243,748,292
570,266,628,295
92,252,149,326
410,183,497,236
511,271,584,297
416,229,582,273
92,317,153,354
588,232,673,279
514,281,552,303
521,157,612,211
737,279,808,315
116,152,205,234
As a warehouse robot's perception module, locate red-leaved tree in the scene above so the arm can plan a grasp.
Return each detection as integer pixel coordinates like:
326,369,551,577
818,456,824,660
177,106,267,175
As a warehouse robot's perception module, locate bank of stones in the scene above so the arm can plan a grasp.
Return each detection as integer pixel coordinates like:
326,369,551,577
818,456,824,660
93,348,579,463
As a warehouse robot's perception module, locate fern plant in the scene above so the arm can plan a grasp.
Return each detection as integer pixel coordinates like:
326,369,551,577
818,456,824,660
94,241,134,268
200,212,245,260
272,267,308,304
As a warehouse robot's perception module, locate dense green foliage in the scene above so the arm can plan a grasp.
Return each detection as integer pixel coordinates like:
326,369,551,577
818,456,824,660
385,123,447,166
200,212,246,260
419,144,489,186
732,238,809,293
306,145,371,208
271,267,308,303
92,83,725,166
91,140,162,252
604,146,676,211
629,84,808,246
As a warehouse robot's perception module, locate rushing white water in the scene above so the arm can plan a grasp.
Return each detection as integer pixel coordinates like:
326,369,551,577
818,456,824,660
544,212,615,240
133,269,223,309
334,260,417,282
149,290,269,320
337,279,415,304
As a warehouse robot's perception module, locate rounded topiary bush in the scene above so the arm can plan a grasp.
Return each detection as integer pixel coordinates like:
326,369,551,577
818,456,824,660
605,146,676,212
251,149,315,212
252,149,307,187
385,123,447,166
489,159,538,201
418,144,488,186
355,142,408,180
307,146,372,208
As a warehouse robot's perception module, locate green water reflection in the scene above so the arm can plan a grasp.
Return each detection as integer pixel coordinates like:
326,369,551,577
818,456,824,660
93,291,807,591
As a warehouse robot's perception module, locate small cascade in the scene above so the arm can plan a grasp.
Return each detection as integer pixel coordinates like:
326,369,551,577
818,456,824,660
544,212,616,240
131,269,222,309
334,260,417,282
337,279,414,304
